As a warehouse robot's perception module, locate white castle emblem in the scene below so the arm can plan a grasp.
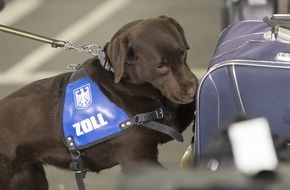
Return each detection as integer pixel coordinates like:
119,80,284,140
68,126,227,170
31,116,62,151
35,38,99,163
73,84,92,109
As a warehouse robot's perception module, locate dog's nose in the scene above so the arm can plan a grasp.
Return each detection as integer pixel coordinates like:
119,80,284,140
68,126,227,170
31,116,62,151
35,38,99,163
186,86,196,99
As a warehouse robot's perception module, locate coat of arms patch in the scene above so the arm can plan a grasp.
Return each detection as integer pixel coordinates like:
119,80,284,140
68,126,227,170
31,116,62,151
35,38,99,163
73,84,92,109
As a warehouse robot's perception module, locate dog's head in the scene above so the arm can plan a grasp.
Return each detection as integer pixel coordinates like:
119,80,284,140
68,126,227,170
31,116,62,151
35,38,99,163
107,16,197,104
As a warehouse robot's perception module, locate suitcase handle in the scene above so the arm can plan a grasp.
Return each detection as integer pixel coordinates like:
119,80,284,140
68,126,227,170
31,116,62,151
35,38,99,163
263,15,290,62
263,15,290,44
264,15,290,29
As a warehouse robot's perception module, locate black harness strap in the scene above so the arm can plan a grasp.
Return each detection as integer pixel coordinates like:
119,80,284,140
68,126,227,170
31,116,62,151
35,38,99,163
64,108,183,190
119,108,184,142
142,121,184,142
66,136,87,190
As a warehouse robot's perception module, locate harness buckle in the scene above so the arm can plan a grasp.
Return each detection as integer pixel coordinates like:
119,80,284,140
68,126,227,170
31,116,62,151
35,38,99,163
119,108,164,129
134,115,143,125
155,108,164,119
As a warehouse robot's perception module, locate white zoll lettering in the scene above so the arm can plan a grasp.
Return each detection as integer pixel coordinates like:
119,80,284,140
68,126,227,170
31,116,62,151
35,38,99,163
81,118,93,133
72,122,84,136
72,114,108,136
97,113,108,126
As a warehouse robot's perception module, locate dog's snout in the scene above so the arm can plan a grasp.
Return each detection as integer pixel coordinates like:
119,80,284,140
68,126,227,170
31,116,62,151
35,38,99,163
187,86,195,98
185,74,197,98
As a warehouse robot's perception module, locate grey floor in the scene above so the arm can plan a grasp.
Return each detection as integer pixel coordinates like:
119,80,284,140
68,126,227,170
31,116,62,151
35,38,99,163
0,0,224,189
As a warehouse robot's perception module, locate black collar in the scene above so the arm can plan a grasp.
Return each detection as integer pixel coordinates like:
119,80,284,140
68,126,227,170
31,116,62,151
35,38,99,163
96,46,114,73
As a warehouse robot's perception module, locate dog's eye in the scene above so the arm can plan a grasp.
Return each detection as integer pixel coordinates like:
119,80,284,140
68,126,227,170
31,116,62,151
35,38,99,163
156,64,165,69
155,63,167,70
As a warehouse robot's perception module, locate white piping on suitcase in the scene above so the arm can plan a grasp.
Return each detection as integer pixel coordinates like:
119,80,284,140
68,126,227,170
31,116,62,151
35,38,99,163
215,32,265,53
231,65,246,114
209,74,221,128
217,20,264,43
212,39,266,61
208,60,290,72
194,79,203,160
194,73,220,161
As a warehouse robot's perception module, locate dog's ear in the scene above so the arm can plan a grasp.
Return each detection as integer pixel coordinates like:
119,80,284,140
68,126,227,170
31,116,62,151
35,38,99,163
108,36,129,83
159,15,190,50
108,20,142,83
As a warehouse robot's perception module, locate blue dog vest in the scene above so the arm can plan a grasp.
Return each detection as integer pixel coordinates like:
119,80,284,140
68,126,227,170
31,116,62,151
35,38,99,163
62,75,130,150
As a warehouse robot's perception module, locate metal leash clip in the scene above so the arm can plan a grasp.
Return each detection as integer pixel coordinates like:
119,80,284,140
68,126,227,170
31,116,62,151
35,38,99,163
63,41,102,57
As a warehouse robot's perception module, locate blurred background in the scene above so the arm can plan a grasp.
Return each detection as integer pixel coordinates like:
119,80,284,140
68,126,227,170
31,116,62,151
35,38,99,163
0,0,284,189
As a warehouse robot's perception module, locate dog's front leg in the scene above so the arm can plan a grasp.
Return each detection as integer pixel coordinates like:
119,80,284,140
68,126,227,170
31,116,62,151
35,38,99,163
9,144,49,190
10,162,48,190
116,128,164,173
120,158,164,174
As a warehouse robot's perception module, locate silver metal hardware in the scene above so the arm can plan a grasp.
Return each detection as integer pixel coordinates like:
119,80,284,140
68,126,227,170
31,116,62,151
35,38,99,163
264,27,290,44
276,52,290,62
64,41,101,57
67,64,81,70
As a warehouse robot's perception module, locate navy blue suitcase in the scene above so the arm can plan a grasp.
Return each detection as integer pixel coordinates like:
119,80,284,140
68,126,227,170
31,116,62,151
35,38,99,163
194,18,290,164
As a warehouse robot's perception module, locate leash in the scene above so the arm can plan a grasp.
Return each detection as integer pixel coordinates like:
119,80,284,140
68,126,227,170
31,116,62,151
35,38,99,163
0,24,103,56
0,24,66,48
0,24,114,72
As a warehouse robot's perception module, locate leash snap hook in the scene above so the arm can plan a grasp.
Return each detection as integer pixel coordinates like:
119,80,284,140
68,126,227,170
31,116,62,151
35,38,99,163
81,44,99,56
63,41,100,56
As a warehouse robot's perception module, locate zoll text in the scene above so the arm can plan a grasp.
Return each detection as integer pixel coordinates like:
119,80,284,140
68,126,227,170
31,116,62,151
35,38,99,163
72,113,108,136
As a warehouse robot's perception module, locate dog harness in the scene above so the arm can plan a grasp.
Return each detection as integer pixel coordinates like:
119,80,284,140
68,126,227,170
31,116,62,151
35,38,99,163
61,62,184,190
62,75,130,149
62,64,183,149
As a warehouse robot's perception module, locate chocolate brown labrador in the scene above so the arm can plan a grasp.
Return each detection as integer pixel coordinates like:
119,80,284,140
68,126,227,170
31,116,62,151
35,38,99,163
0,15,197,189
